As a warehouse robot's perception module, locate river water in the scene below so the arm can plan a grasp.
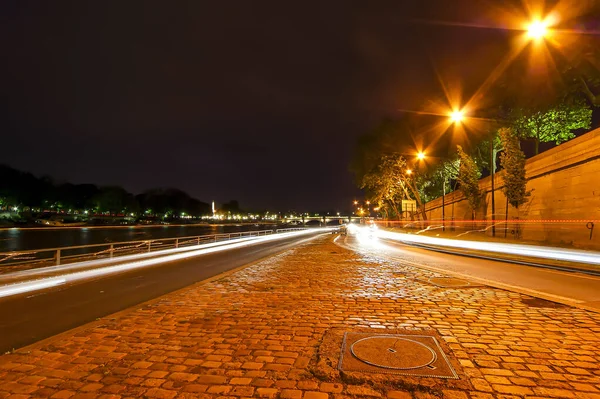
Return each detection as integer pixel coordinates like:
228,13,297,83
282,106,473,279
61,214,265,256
0,224,284,252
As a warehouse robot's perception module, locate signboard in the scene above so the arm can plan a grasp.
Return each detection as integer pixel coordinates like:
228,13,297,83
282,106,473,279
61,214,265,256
401,200,416,213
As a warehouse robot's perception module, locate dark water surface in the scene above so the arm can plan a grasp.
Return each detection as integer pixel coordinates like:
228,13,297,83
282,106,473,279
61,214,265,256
0,224,281,252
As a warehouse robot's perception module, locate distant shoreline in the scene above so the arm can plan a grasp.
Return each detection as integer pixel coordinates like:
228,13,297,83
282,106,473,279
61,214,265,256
0,222,280,232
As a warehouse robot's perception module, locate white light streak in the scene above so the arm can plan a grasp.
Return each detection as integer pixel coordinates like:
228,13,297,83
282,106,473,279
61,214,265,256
0,229,328,299
370,228,600,265
0,278,66,298
5,235,270,281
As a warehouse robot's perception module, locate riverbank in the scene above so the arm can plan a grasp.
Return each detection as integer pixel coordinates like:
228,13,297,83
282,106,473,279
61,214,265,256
0,224,285,252
0,222,278,232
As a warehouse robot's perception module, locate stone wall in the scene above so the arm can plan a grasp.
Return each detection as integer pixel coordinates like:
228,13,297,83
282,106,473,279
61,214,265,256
423,127,600,249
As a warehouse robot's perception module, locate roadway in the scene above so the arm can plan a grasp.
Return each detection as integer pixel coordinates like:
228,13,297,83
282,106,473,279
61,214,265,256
0,231,325,353
339,232,600,310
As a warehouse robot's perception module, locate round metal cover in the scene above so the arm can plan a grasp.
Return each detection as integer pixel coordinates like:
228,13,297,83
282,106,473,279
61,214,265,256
429,277,471,287
350,336,437,370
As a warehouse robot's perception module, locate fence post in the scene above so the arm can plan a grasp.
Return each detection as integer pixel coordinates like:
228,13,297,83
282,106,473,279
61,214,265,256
56,249,61,266
148,241,152,252
197,236,200,245
109,244,114,258
175,238,179,248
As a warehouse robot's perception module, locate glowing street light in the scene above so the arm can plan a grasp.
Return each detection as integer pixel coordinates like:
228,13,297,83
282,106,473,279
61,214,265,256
406,169,413,175
416,152,426,161
449,110,464,124
527,20,548,40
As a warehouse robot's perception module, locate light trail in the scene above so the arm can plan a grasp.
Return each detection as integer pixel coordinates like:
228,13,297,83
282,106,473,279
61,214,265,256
0,229,327,299
351,226,600,265
0,278,67,299
3,234,275,281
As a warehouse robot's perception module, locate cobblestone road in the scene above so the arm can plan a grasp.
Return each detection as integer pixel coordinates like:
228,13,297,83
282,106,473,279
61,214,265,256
1,234,599,398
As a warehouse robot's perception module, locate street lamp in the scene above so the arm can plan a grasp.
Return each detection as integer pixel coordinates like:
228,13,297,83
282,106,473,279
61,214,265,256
417,151,426,161
449,110,464,124
527,20,548,40
419,151,450,232
449,110,496,237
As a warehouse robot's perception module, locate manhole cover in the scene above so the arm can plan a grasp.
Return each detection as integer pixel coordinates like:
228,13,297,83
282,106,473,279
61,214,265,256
339,332,459,379
351,336,436,369
428,277,476,288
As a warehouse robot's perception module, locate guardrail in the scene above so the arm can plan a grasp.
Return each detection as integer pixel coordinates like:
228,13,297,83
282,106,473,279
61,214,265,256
0,228,307,273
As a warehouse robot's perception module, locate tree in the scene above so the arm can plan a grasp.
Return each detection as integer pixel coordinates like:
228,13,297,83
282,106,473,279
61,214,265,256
414,158,460,203
360,154,407,221
360,154,427,221
499,128,531,210
137,188,209,217
92,186,138,214
456,145,484,220
512,98,592,155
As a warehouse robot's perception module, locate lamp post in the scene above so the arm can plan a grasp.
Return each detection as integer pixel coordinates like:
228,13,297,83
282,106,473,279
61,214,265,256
449,109,498,237
416,151,449,231
490,138,496,237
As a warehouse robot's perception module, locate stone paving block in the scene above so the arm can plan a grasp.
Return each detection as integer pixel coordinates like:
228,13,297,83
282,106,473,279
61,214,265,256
256,387,278,398
230,385,255,396
387,391,413,399
304,392,329,399
280,389,303,399
319,382,343,393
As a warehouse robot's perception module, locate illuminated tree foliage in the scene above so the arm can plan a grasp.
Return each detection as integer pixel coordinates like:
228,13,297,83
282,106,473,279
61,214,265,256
360,154,427,220
415,158,459,203
499,128,531,210
512,99,592,155
456,145,484,219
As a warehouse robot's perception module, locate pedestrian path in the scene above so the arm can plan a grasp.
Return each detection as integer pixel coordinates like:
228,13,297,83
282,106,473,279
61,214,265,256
0,234,599,398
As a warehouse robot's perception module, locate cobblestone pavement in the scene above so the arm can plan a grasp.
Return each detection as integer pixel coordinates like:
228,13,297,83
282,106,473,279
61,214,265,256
1,234,600,398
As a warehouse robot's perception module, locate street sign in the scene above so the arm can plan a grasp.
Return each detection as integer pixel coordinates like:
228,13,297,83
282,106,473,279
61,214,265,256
401,200,416,213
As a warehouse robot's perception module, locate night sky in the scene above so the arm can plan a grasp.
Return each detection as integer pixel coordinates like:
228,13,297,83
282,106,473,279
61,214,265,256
1,1,596,211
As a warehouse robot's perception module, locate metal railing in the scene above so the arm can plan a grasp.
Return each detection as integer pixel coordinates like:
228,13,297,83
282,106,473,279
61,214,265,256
0,228,307,274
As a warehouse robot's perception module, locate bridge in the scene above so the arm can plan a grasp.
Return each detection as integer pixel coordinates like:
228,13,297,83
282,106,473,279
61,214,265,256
281,215,362,225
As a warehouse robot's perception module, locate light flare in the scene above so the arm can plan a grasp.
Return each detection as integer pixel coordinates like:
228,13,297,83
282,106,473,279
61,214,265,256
527,20,548,39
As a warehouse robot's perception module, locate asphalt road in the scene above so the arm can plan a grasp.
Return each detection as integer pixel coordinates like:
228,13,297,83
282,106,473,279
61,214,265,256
340,234,600,310
0,232,324,353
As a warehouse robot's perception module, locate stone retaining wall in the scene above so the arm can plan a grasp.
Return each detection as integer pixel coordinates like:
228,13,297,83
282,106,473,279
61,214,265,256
423,128,600,249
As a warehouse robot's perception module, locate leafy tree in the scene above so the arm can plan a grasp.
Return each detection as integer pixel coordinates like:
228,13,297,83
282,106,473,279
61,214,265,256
137,188,209,217
415,158,460,203
499,128,531,210
456,145,484,219
92,186,138,214
512,98,592,155
471,131,503,175
360,154,407,220
360,154,427,220
558,19,600,108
